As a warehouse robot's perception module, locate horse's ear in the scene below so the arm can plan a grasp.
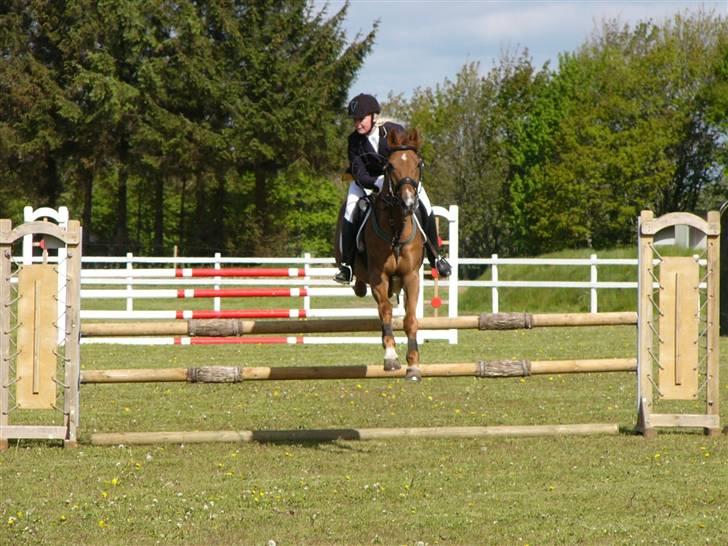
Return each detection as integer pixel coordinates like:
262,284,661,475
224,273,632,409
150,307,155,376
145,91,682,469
407,128,423,152
387,126,405,147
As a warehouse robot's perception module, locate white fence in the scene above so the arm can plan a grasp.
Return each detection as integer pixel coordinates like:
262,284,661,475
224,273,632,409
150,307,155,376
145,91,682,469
18,205,666,346
460,255,638,314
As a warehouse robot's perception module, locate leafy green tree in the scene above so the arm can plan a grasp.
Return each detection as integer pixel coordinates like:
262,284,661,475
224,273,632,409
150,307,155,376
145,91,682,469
1,0,373,256
517,13,728,252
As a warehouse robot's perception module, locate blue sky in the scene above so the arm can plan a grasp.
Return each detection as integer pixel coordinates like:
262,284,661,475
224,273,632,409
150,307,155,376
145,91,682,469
311,0,727,100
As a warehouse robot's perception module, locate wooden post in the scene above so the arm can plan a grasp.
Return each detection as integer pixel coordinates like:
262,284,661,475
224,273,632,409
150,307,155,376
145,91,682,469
63,221,82,447
0,219,11,451
706,211,720,435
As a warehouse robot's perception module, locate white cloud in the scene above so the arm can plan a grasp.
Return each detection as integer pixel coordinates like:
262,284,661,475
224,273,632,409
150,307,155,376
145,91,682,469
314,0,727,99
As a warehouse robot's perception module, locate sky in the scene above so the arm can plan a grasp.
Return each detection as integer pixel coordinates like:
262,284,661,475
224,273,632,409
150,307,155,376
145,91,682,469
311,0,728,100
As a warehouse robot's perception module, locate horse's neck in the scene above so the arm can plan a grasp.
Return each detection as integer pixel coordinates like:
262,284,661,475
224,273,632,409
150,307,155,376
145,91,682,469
375,198,406,228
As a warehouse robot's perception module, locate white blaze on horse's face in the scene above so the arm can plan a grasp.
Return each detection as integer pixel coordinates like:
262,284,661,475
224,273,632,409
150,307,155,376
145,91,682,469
402,187,416,209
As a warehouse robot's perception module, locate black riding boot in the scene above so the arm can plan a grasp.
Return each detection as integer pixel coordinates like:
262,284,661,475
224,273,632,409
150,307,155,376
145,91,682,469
423,210,452,278
334,219,357,284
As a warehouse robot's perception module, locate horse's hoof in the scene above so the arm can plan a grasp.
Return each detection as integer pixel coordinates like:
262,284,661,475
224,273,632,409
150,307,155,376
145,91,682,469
353,281,367,298
405,367,422,382
383,358,401,371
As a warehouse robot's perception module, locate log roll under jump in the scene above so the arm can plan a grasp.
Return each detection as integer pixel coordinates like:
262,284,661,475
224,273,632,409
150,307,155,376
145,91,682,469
80,311,638,337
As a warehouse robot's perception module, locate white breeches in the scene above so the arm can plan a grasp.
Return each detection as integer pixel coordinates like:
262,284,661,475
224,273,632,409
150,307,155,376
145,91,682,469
343,177,432,222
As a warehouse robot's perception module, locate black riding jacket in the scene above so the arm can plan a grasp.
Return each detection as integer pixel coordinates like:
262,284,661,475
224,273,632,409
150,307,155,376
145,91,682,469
347,121,404,190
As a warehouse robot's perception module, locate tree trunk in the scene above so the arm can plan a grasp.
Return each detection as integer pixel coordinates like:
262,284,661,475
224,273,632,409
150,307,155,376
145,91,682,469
153,176,164,255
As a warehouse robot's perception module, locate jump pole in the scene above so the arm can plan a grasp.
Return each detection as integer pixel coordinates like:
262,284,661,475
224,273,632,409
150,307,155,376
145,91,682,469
81,358,637,384
80,311,637,337
91,423,620,446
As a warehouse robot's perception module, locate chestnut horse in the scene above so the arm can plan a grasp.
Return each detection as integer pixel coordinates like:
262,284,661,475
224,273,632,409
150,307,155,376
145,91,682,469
336,127,425,381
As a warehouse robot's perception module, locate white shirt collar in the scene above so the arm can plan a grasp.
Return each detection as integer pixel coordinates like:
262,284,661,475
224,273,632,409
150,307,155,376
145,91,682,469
367,126,379,152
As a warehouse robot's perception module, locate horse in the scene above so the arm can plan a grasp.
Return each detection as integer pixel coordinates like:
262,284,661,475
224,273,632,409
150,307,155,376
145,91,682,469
335,127,426,381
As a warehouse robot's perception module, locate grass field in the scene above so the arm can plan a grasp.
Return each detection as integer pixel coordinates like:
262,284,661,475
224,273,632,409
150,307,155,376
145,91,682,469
2,322,728,545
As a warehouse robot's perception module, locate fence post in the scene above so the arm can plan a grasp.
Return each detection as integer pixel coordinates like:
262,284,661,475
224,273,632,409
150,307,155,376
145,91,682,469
214,252,221,312
126,252,134,312
303,253,311,314
447,205,459,344
590,253,598,313
491,254,499,313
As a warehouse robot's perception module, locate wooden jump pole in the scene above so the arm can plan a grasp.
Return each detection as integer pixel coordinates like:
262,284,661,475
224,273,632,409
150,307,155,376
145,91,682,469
80,311,637,337
80,358,637,384
90,422,620,446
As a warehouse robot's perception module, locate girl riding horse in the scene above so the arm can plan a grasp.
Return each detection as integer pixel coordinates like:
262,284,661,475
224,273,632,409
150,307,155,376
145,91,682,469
334,93,451,284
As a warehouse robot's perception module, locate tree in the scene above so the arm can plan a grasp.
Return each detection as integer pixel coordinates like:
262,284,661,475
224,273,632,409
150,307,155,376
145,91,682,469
0,1,375,255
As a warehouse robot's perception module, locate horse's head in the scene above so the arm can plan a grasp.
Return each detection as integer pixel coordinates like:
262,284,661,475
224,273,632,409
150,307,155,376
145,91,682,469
384,127,423,216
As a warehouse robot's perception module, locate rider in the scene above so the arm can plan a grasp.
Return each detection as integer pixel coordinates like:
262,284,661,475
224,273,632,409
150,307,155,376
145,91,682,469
334,93,452,284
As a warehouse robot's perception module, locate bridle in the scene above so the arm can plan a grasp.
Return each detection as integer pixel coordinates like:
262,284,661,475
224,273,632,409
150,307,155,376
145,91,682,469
369,145,424,255
382,145,423,212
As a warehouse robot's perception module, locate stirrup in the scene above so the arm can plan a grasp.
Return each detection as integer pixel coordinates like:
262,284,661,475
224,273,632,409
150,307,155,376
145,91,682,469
334,265,353,284
435,257,452,278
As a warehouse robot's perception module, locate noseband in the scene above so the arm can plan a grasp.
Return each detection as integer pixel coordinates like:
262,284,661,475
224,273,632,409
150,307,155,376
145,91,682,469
383,145,423,210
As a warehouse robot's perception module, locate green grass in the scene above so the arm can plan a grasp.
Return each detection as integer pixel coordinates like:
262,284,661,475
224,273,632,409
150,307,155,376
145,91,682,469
3,326,728,545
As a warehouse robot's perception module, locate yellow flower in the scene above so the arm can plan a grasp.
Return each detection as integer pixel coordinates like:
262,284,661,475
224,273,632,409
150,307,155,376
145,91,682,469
98,519,107,528
111,477,119,486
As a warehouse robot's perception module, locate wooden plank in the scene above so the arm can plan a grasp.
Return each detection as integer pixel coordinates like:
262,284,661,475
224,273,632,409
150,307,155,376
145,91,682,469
16,265,58,409
0,425,68,439
640,212,718,236
648,414,719,429
658,257,698,400
90,423,620,445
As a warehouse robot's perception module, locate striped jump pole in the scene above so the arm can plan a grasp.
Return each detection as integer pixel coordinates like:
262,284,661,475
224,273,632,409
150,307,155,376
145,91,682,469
82,267,307,278
81,287,311,299
80,311,638,337
80,358,638,383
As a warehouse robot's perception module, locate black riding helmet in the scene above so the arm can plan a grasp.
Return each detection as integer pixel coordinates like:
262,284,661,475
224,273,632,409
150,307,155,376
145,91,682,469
347,93,381,118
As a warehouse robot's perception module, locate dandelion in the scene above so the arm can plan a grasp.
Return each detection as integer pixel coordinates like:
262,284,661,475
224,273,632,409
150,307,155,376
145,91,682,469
98,519,107,528
7,517,16,526
111,477,119,486
59,515,67,522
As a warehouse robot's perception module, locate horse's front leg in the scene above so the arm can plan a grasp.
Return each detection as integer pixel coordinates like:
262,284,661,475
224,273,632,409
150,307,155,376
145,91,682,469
371,278,400,371
402,270,421,382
